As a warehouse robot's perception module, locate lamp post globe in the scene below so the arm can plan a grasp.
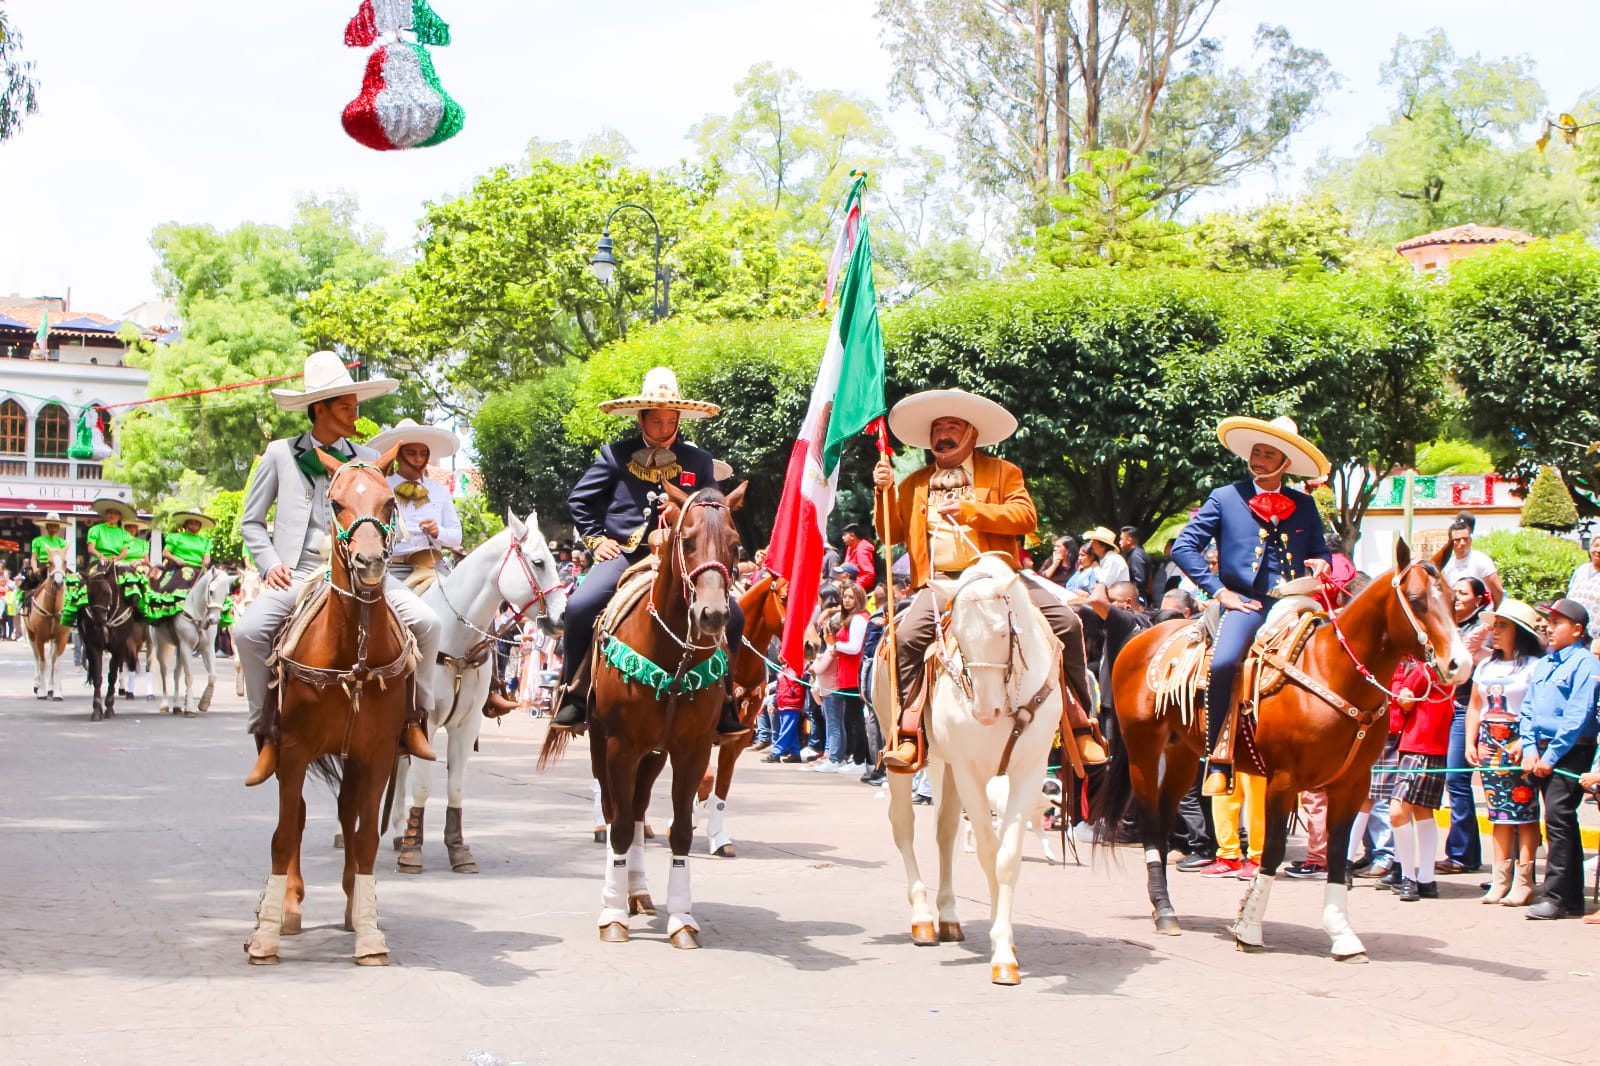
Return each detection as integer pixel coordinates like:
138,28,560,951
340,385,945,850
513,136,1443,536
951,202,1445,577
588,230,617,285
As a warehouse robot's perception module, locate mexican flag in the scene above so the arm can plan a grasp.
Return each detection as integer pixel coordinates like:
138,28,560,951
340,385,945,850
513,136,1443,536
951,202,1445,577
765,175,887,676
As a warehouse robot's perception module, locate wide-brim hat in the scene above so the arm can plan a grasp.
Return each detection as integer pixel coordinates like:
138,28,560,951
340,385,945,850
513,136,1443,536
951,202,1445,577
1082,526,1118,549
41,511,63,527
1486,598,1544,640
271,350,399,412
888,388,1017,449
598,366,719,419
1217,415,1330,479
365,417,460,459
91,497,135,523
172,510,217,532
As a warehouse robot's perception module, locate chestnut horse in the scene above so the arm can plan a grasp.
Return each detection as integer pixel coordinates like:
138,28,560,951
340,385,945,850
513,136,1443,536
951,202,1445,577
696,572,786,856
26,547,71,701
245,458,415,966
1097,541,1468,962
540,481,746,949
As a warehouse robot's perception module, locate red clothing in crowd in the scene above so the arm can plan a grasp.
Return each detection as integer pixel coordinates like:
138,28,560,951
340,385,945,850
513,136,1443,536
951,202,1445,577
833,611,869,692
775,674,806,712
1391,659,1453,755
845,537,876,592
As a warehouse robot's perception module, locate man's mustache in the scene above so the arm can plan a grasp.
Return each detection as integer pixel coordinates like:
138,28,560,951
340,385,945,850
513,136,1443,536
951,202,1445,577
933,437,959,450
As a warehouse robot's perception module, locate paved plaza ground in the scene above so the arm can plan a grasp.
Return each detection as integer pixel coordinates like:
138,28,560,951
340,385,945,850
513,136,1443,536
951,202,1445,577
1,638,1597,1065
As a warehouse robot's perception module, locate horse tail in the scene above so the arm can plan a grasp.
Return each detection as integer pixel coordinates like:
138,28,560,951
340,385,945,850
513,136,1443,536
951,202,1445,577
1091,745,1135,854
308,754,344,794
537,724,572,771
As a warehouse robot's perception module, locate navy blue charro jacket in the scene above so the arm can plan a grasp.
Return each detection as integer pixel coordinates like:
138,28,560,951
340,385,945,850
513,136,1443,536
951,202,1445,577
567,435,719,555
1170,479,1331,599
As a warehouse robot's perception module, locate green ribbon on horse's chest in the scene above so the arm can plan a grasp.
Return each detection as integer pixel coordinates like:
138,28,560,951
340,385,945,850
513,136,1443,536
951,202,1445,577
602,636,728,699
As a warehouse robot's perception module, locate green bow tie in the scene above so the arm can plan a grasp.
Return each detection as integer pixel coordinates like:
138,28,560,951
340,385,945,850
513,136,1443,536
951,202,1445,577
295,441,353,483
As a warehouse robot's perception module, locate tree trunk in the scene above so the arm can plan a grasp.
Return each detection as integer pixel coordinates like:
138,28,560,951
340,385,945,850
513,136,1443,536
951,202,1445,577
1052,3,1071,182
1031,0,1050,191
1083,0,1101,151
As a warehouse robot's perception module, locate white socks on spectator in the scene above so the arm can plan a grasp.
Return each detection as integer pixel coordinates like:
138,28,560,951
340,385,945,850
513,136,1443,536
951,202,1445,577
1414,817,1438,885
1347,810,1371,863
1391,819,1418,881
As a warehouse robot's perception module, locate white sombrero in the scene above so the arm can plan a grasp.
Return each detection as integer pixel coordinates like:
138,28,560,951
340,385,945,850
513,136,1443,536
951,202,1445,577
1217,415,1330,479
597,367,720,419
171,510,217,532
91,497,136,523
271,350,399,412
365,417,461,459
1082,526,1118,549
41,511,63,527
888,388,1017,449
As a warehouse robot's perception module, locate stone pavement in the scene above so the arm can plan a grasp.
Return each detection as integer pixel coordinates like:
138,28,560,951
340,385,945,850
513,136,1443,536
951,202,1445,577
1,638,1596,1065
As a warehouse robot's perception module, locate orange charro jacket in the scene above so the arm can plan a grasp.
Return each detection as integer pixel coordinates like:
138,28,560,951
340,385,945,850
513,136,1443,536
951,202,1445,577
873,451,1037,589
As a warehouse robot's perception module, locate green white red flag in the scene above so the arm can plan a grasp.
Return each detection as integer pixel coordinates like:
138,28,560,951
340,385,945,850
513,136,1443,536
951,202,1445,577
765,174,887,676
33,310,48,355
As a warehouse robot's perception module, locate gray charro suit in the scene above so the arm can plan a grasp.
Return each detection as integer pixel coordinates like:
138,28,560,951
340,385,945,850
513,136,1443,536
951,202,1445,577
234,432,440,733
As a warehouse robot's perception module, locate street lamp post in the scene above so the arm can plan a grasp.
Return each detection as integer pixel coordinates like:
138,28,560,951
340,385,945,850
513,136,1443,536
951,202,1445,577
588,202,669,337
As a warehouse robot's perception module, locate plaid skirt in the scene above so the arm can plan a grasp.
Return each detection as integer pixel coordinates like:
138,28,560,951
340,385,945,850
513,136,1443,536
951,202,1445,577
1367,734,1403,802
1390,752,1447,810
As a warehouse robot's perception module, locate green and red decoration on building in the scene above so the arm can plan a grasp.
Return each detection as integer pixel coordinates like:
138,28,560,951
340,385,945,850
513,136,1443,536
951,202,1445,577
342,0,464,152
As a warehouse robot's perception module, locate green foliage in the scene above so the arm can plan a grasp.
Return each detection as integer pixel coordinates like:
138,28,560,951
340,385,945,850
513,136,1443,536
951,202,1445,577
1522,465,1580,531
1036,149,1186,268
1190,198,1360,274
1439,238,1600,513
1475,529,1586,605
472,362,593,534
0,8,39,142
205,489,246,565
1415,438,1494,475
454,491,505,552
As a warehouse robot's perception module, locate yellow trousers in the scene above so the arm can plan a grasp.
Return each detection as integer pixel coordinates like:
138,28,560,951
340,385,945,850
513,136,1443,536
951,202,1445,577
1213,771,1267,862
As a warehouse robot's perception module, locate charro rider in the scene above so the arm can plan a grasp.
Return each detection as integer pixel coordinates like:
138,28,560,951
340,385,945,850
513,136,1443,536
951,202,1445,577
871,388,1106,771
234,350,440,786
365,417,463,588
19,511,67,618
552,366,748,737
1170,415,1331,797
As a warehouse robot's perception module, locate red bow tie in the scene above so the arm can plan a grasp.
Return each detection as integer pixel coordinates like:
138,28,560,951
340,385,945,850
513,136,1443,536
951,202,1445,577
1248,491,1295,524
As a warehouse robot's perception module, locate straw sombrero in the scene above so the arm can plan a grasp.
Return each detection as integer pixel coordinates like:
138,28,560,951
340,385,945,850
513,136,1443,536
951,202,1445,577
365,417,460,459
40,511,63,527
91,497,136,523
1486,598,1544,640
171,511,217,532
1082,526,1118,549
598,367,720,419
271,350,399,412
887,388,1017,449
1217,415,1330,479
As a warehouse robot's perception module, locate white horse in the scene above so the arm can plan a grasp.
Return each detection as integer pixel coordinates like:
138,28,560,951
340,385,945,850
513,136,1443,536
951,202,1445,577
870,553,1063,986
152,568,234,716
26,548,71,700
389,511,567,873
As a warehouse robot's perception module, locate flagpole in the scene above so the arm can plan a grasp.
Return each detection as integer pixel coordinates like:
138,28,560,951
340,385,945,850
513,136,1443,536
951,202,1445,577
874,420,905,756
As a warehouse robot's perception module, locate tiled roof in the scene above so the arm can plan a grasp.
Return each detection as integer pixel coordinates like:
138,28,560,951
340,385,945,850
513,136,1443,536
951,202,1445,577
0,303,131,338
1394,224,1536,252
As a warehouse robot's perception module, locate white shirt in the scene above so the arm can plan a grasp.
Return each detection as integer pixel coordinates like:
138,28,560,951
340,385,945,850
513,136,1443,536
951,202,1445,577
387,473,463,559
1441,548,1497,589
1092,549,1130,588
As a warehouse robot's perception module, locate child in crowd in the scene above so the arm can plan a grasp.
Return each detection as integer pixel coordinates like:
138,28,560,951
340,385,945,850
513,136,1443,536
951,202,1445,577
1387,657,1456,901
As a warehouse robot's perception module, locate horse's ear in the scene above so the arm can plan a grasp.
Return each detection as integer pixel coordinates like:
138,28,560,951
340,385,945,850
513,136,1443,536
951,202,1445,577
523,510,539,536
373,443,402,474
507,510,527,540
1395,537,1411,572
664,481,690,508
313,448,344,478
1429,537,1452,571
726,480,749,512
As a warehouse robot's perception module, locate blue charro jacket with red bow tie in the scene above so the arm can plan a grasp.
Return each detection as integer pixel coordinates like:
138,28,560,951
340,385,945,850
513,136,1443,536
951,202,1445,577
1171,479,1331,600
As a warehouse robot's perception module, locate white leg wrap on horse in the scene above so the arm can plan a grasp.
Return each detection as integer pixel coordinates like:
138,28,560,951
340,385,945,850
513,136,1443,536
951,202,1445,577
351,874,387,959
1233,874,1274,947
627,823,648,893
706,798,731,853
599,853,630,927
591,778,604,827
247,873,288,958
666,856,697,936
1322,883,1365,958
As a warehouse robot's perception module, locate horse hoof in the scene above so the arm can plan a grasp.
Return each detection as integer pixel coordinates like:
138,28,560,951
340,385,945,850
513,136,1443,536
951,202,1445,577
593,828,607,844
334,833,345,850
937,921,964,943
990,962,1021,986
1154,913,1182,936
599,923,630,943
51,694,63,702
911,921,939,946
451,861,479,875
1235,939,1265,953
90,710,103,722
713,844,735,858
354,952,389,967
397,853,422,874
1335,951,1369,965
182,710,197,718
643,824,656,840
281,913,302,936
670,927,701,950
629,893,656,916
246,953,280,966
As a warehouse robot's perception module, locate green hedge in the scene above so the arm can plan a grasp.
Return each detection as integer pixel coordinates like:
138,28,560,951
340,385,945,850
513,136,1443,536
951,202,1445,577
1474,529,1586,605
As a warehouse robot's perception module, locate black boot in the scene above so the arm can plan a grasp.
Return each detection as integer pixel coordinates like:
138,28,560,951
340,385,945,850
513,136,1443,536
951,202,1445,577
717,696,752,738
553,692,587,733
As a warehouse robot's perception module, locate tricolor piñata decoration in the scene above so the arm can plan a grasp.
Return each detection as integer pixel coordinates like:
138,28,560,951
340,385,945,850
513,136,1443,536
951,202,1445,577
342,0,463,151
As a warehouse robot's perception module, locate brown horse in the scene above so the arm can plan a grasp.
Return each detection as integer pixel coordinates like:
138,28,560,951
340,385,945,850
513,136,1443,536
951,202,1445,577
77,564,144,721
26,548,71,701
245,458,415,966
696,572,786,856
1097,541,1468,962
540,481,746,948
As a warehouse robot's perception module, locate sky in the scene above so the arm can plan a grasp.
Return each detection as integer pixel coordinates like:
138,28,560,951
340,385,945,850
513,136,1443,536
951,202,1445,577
0,0,1595,317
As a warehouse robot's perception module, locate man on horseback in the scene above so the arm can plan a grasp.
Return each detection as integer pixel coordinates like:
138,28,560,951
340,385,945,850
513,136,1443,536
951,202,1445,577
18,511,66,618
870,388,1105,771
235,351,439,786
1171,415,1332,797
365,418,463,588
552,366,748,737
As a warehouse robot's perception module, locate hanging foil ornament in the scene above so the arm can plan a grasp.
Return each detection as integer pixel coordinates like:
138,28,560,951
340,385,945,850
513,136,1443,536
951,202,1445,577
342,0,463,151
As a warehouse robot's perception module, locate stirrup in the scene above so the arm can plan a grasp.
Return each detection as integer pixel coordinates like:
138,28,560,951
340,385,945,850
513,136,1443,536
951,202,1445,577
551,691,588,735
1202,764,1233,797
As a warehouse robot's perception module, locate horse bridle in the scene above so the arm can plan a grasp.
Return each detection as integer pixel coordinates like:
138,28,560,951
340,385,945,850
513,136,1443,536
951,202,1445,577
1325,561,1451,700
647,489,733,653
326,461,398,604
937,569,1054,719
437,530,565,646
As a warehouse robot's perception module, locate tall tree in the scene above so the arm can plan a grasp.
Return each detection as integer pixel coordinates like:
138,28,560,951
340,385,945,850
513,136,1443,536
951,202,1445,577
0,7,39,143
1034,147,1184,266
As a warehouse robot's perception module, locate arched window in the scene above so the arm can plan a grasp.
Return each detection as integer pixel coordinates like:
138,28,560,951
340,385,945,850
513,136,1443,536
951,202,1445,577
34,403,70,458
0,399,24,454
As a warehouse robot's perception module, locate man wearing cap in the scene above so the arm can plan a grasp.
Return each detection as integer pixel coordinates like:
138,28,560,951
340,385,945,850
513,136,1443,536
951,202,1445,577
1171,415,1332,796
235,351,439,786
553,366,747,737
19,512,68,618
367,418,463,587
871,388,1105,770
840,523,876,593
1519,597,1600,920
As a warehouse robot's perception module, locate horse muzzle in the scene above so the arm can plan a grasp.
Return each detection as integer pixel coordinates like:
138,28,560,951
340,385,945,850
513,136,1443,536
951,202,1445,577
350,551,388,589
688,603,729,643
